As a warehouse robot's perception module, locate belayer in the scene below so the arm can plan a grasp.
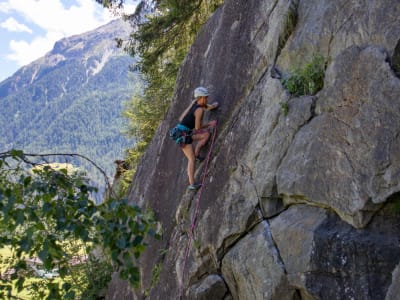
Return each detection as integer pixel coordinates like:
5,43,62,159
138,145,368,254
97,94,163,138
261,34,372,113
170,87,219,190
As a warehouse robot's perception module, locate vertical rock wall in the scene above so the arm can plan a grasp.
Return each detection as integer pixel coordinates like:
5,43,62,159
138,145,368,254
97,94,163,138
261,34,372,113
107,0,400,299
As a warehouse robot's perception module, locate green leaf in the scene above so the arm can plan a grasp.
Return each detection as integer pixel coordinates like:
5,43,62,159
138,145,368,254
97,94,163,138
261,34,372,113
42,201,54,214
111,249,119,263
35,221,46,231
148,229,156,237
109,199,119,210
10,149,24,159
19,236,33,252
15,276,25,292
64,291,76,300
45,282,61,300
15,210,25,225
62,282,72,291
38,245,49,265
58,266,69,277
132,235,143,246
116,237,127,249
23,176,32,187
128,266,140,286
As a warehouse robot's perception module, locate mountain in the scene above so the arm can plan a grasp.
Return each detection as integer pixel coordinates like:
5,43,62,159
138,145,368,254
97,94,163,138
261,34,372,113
106,0,400,299
0,19,139,199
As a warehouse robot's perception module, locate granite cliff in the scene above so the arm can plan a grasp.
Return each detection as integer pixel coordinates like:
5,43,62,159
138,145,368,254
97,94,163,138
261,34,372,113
107,0,400,299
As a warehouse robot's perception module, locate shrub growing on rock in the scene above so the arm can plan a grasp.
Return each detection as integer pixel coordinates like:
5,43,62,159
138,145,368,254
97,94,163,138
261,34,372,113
282,54,326,96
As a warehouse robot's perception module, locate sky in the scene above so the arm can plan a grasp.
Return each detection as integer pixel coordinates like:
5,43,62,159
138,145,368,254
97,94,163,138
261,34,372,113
0,0,138,82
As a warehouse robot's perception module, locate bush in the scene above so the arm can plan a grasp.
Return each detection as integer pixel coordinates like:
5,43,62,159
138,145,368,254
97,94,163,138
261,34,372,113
282,54,326,96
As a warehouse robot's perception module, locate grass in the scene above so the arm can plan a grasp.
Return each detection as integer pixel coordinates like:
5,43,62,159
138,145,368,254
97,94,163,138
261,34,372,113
278,8,298,52
280,102,289,116
151,263,162,288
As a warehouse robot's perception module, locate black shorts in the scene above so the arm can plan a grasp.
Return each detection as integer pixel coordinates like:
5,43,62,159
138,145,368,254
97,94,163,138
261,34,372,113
182,135,193,145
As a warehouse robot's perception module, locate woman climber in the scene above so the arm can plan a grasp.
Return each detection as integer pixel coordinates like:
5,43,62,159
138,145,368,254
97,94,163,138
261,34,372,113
175,86,219,190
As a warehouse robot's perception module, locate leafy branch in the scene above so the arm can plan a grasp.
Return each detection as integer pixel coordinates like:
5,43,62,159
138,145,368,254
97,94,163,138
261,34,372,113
0,150,160,299
0,149,112,195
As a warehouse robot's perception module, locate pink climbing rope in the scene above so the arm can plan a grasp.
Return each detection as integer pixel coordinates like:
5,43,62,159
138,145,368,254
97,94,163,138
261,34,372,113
178,122,218,300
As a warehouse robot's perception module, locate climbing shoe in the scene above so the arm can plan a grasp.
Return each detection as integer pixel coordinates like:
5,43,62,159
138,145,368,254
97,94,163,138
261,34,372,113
188,183,202,190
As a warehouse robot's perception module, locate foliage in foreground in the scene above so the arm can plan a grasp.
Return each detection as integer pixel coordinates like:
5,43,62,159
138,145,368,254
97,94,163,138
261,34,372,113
0,150,159,299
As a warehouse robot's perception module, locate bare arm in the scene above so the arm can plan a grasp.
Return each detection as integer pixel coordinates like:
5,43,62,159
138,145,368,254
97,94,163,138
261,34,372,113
205,101,219,111
194,107,217,130
194,107,204,130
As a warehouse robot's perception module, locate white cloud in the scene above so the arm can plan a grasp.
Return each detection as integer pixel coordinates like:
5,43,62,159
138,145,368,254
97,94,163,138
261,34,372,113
1,17,32,33
0,0,138,80
7,32,63,66
2,0,118,67
5,0,115,36
0,2,10,13
123,3,138,15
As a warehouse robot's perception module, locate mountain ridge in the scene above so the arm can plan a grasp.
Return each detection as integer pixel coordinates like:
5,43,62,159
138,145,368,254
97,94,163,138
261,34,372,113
0,18,139,196
0,19,132,96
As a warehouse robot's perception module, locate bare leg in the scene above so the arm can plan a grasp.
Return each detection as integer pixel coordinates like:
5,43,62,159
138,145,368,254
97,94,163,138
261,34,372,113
192,131,210,157
181,144,196,185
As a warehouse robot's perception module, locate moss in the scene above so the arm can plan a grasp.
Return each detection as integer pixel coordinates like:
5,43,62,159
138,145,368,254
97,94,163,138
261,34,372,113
280,102,289,116
151,263,162,288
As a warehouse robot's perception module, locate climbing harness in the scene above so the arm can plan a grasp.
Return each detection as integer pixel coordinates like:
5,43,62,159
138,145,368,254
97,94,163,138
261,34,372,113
177,122,218,300
169,124,192,145
170,124,213,147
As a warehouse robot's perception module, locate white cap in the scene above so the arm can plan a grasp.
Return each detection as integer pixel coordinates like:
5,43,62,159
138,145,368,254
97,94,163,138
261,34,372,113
194,87,210,98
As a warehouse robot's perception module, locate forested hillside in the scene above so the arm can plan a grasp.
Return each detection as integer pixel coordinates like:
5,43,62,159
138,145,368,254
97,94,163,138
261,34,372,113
0,19,140,199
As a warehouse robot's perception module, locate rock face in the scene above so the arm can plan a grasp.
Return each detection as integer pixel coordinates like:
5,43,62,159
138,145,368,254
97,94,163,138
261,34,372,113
106,0,400,299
